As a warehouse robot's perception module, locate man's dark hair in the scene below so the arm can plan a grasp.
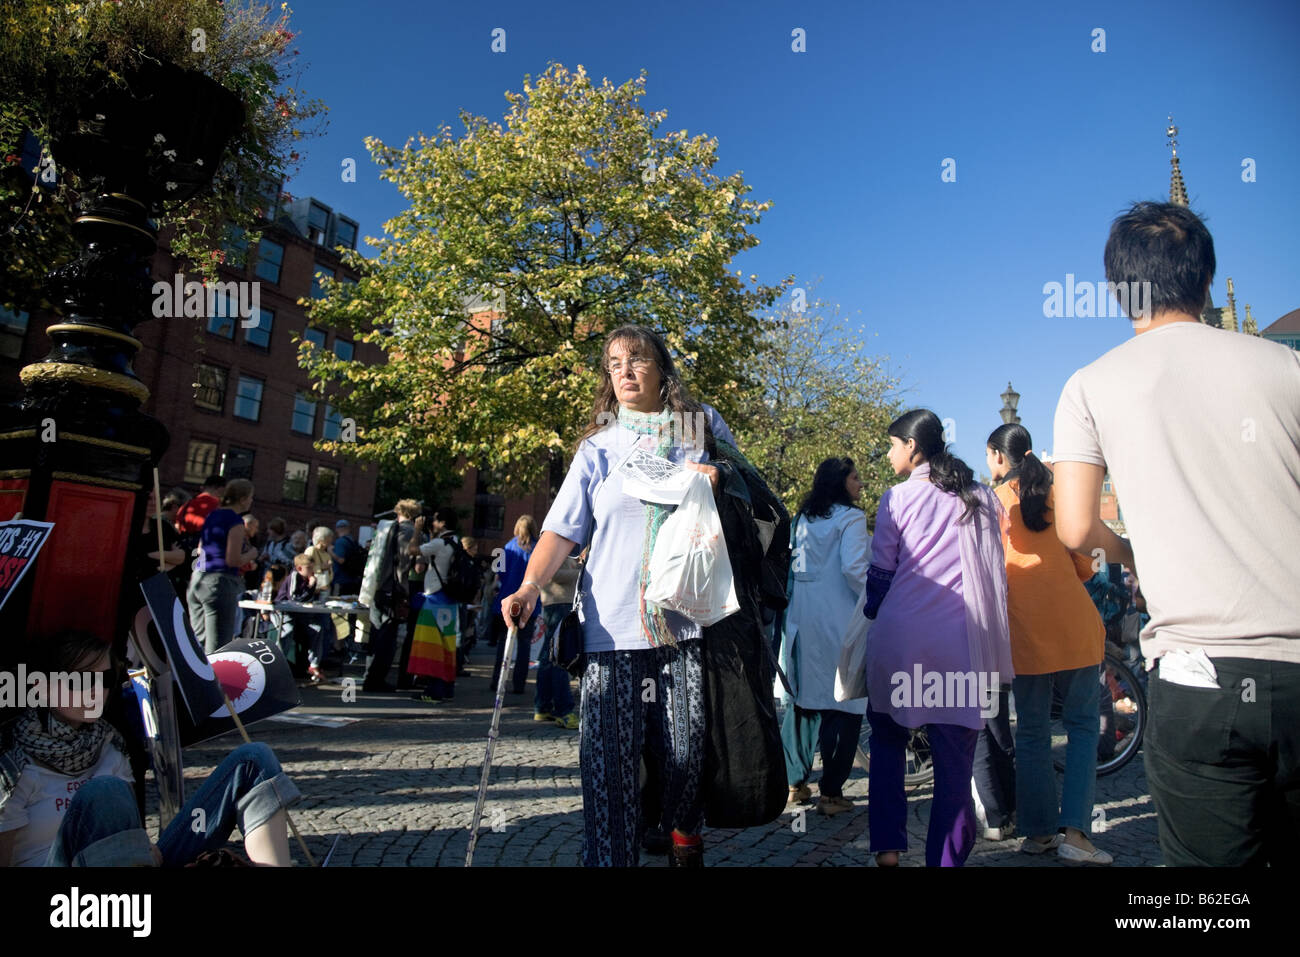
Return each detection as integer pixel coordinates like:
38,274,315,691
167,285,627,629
1103,201,1216,319
202,474,225,490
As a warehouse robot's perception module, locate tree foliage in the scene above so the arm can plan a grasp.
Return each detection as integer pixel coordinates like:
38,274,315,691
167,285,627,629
0,0,325,311
732,283,903,524
305,63,788,492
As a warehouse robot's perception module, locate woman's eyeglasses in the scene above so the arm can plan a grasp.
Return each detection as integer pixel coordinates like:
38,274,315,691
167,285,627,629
606,356,654,376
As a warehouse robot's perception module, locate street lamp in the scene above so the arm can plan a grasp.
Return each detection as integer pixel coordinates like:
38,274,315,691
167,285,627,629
999,382,1021,425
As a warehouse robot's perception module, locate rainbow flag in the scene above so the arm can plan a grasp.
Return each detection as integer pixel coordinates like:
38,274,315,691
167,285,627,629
408,593,458,682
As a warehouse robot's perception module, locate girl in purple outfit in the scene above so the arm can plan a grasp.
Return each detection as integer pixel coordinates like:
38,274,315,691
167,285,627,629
864,410,1012,867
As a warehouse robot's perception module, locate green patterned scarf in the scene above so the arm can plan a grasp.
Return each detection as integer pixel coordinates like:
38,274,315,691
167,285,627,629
618,405,678,647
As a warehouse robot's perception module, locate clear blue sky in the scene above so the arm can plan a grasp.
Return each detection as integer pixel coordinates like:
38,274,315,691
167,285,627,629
282,0,1300,471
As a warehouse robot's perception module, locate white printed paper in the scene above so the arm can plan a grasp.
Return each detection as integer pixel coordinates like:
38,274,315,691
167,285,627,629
618,447,694,504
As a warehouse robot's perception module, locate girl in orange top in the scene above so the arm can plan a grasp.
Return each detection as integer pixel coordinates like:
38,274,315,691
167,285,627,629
986,424,1110,865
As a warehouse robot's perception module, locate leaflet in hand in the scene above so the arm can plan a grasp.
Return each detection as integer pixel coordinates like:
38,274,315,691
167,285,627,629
618,447,694,504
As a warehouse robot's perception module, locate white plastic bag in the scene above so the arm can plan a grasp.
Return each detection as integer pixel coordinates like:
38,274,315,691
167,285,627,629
834,587,871,702
644,471,739,626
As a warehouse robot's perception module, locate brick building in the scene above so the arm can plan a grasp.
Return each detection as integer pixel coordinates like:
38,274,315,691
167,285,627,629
2,192,381,536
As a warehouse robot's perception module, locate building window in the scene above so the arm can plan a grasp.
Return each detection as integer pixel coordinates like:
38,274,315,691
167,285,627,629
333,338,353,361
473,499,506,534
233,375,264,422
336,218,358,251
282,459,309,503
194,363,228,412
291,393,317,435
316,466,339,507
223,446,255,481
302,327,326,352
322,404,341,441
184,440,219,484
254,238,284,284
206,291,237,339
245,307,273,349
256,177,281,222
221,224,248,262
1102,479,1112,493
307,202,329,245
312,262,333,299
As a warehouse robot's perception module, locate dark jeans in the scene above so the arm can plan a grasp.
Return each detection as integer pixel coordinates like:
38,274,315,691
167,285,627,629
395,589,423,689
279,613,316,678
490,610,534,694
973,686,1016,828
1144,655,1300,866
365,616,399,688
781,705,863,797
47,743,299,867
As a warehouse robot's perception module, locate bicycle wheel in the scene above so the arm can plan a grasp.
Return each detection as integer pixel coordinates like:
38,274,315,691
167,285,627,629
855,719,935,786
1051,651,1146,777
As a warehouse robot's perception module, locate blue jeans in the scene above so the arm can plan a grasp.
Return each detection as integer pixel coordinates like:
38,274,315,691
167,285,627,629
46,743,300,867
535,605,575,717
1013,665,1098,836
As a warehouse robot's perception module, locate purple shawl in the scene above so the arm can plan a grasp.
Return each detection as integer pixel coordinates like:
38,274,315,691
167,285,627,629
957,484,1014,690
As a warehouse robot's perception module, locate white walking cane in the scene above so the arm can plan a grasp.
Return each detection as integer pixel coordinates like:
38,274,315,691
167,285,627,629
466,618,519,866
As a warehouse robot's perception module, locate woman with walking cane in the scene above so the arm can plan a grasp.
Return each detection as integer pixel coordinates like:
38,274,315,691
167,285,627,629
497,325,737,867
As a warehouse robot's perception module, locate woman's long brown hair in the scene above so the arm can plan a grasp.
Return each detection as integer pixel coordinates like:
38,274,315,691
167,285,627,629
577,325,714,453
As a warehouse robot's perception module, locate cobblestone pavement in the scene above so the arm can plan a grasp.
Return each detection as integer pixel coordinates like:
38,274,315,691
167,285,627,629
147,649,1161,867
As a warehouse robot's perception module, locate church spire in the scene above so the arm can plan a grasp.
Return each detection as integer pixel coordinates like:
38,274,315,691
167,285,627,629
1167,117,1189,207
1222,277,1239,332
1243,304,1258,336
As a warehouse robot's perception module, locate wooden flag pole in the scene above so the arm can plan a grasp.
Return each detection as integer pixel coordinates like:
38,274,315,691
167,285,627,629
221,694,317,866
152,468,166,573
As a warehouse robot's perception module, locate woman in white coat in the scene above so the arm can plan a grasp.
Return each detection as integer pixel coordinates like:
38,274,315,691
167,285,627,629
780,457,871,815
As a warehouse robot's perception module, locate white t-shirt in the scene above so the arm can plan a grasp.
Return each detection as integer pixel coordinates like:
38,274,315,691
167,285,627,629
1053,321,1300,664
419,534,456,595
0,742,134,867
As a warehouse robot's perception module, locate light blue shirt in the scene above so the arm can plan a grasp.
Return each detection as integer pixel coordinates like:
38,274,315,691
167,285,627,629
542,406,735,652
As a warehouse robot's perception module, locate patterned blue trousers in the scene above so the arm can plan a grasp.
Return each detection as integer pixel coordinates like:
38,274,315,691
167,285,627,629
580,641,705,867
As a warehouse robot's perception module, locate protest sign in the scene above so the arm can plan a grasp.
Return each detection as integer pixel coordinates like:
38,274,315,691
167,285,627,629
177,635,300,745
0,519,54,611
138,572,226,722
129,668,185,829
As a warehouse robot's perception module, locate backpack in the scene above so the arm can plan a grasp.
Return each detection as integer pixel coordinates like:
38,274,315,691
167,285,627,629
434,535,481,603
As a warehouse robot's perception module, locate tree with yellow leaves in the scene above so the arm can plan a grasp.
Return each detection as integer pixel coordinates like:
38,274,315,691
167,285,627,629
305,63,788,492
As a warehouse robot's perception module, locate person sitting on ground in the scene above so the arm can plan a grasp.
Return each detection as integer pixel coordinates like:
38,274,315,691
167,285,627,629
0,630,300,867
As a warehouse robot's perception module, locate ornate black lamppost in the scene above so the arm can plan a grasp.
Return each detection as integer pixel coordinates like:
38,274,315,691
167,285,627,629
0,61,242,655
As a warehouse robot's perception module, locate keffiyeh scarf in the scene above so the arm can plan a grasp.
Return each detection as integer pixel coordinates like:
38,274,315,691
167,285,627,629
12,707,124,777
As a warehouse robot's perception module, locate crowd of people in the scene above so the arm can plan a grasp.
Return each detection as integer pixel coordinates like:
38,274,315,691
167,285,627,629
4,200,1296,870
